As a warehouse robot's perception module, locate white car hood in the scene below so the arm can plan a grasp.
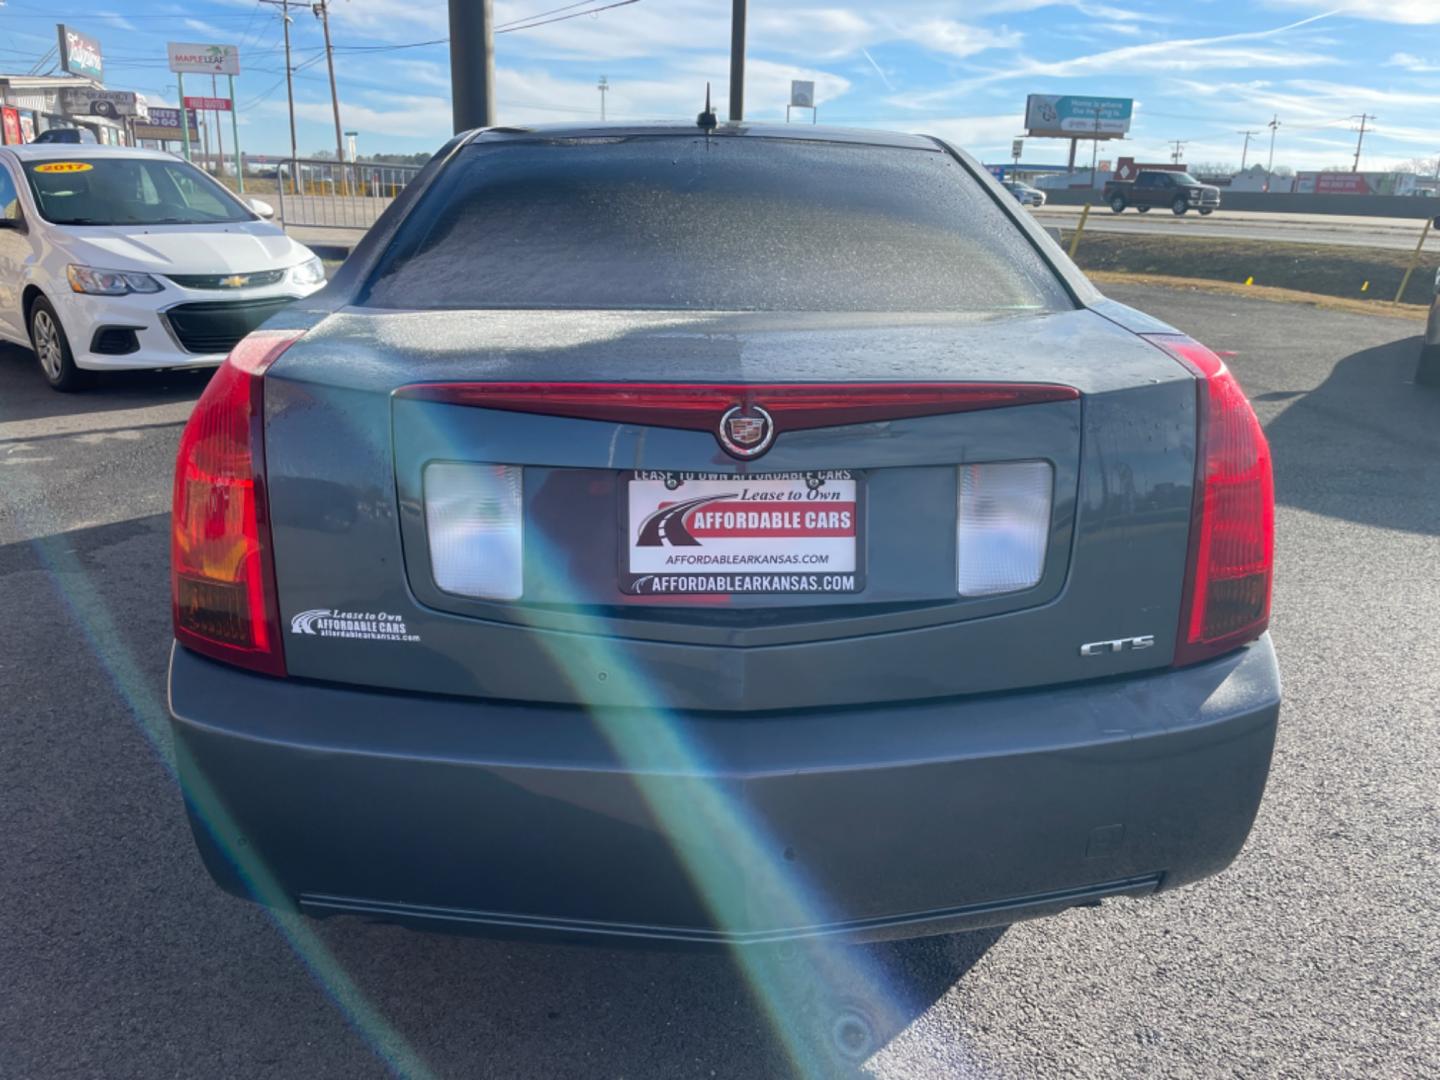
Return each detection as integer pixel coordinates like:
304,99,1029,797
58,221,313,275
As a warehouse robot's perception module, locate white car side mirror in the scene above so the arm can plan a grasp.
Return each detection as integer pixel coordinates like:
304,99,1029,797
247,197,276,220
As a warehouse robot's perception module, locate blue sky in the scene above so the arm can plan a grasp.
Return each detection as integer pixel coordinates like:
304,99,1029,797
2,0,1438,171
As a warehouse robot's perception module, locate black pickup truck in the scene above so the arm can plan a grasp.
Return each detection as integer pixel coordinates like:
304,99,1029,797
1103,170,1221,215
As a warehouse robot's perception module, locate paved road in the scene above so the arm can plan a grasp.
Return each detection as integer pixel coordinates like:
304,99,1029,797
1035,204,1440,252
2,288,1437,1079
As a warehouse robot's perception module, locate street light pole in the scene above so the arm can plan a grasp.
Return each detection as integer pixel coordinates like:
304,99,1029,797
449,0,495,132
728,0,746,121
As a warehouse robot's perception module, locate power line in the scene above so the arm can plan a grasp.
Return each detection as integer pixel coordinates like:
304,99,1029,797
330,0,640,51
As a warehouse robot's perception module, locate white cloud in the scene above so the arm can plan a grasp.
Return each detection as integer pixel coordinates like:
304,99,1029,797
1391,51,1440,72
1267,0,1440,25
888,11,1340,110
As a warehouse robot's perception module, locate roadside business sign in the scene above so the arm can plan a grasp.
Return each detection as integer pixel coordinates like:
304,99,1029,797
2,107,21,146
1113,157,1185,181
166,42,241,76
56,24,104,81
790,80,815,108
183,96,232,112
60,88,145,119
133,106,200,143
1025,94,1132,138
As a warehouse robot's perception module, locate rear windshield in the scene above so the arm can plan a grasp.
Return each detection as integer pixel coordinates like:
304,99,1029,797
362,137,1072,313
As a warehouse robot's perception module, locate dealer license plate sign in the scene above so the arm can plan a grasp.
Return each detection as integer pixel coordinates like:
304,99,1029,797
623,471,862,595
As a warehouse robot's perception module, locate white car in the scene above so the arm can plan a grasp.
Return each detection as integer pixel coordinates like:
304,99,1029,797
1001,179,1047,207
0,144,326,391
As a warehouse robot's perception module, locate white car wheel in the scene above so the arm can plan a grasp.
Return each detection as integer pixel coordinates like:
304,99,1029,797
28,298,90,392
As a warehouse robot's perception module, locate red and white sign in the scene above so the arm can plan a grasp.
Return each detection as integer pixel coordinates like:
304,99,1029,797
1,107,20,146
1113,157,1186,181
183,96,231,112
1312,172,1371,195
624,472,861,595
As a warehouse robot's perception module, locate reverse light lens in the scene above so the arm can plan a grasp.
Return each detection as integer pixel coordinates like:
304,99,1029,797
1144,335,1274,666
289,256,325,287
957,460,1053,596
424,462,524,601
171,329,302,676
67,264,163,295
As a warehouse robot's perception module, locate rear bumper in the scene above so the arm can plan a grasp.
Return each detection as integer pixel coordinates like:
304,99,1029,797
167,636,1280,944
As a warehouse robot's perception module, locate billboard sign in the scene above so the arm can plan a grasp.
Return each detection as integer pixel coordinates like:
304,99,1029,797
183,96,232,112
1293,171,1418,196
167,42,241,76
133,107,200,142
57,25,103,81
790,80,815,108
61,88,145,119
1025,94,1132,138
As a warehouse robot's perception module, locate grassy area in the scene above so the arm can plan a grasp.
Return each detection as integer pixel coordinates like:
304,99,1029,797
214,175,281,195
1088,271,1429,320
1067,232,1438,307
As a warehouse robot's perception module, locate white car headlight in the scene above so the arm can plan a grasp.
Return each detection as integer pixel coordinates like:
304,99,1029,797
66,265,163,296
288,256,325,287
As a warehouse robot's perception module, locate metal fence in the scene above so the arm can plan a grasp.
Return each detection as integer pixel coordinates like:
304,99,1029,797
271,158,424,230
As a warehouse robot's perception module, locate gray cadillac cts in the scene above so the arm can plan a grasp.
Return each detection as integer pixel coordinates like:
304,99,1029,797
168,123,1279,945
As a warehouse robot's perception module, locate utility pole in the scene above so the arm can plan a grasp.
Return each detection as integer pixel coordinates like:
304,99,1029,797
729,0,746,121
315,1,347,194
1350,113,1375,172
1237,129,1260,170
211,73,226,177
1265,114,1280,192
448,0,494,132
597,75,608,121
1169,139,1187,165
257,0,301,192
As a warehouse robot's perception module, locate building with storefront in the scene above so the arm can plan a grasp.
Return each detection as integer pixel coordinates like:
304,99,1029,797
0,74,139,146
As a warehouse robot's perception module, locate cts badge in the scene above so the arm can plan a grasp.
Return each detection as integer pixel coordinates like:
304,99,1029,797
1079,635,1155,656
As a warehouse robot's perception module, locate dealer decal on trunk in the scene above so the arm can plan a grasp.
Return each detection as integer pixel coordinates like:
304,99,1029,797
623,471,863,595
290,609,421,643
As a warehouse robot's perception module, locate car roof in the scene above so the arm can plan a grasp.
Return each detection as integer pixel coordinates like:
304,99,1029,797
1,144,180,162
468,121,942,152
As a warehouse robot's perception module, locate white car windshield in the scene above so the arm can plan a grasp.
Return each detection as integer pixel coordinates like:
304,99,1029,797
21,157,255,227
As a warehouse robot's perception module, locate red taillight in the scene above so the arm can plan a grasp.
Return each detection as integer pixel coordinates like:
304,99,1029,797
171,330,301,677
1146,335,1274,666
393,381,1079,432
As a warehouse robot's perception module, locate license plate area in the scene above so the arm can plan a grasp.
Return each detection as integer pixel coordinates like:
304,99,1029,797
622,470,864,596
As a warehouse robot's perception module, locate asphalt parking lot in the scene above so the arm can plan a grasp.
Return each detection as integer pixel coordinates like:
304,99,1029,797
2,284,1437,1079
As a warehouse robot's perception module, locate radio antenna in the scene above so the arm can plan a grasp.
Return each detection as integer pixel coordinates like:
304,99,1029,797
697,82,718,131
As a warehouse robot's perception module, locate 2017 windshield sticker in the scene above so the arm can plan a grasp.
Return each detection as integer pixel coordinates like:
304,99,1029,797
290,609,420,642
33,162,93,174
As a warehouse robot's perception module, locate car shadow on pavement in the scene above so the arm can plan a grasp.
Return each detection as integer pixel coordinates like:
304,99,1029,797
1261,334,1440,536
311,915,1005,1078
3,505,1007,1079
0,342,209,423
